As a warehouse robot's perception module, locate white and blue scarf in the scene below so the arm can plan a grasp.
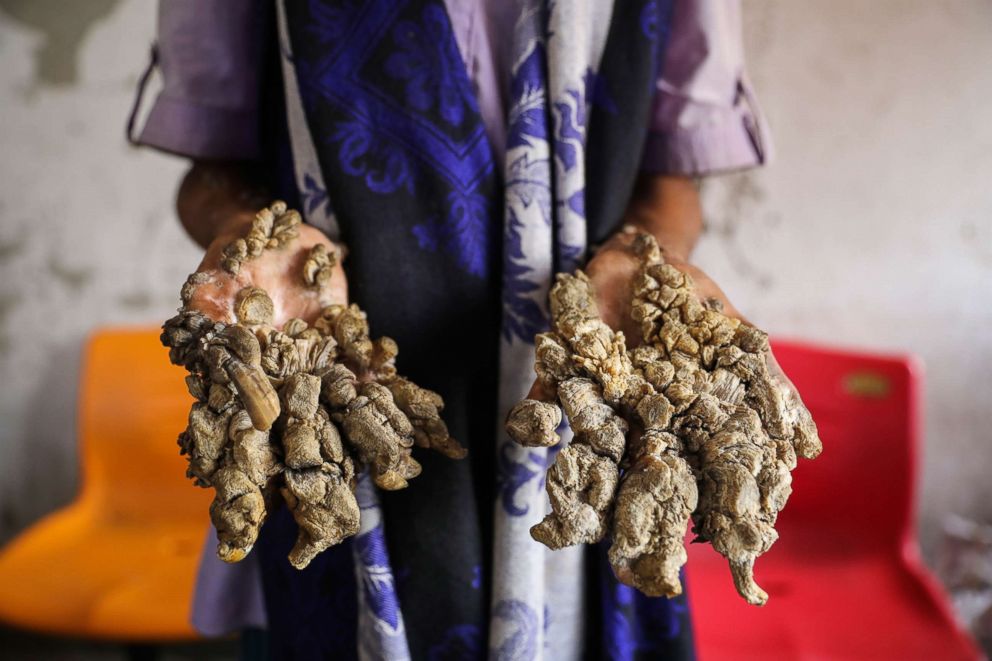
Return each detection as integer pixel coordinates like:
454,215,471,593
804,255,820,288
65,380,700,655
252,0,691,658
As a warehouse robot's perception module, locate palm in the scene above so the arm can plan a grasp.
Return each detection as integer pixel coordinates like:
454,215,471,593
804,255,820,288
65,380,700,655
584,235,742,348
187,224,347,327
580,233,796,395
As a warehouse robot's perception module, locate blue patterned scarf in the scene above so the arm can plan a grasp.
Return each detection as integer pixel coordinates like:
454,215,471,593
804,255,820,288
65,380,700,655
257,0,692,658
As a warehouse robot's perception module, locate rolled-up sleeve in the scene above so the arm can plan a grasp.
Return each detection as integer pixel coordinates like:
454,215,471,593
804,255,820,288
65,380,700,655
640,0,772,176
131,0,266,160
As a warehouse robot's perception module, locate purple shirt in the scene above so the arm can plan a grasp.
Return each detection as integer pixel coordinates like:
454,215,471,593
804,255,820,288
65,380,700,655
134,0,771,174
136,0,267,160
132,0,771,636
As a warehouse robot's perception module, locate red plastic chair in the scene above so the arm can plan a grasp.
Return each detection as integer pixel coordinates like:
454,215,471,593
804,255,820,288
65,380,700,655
686,340,982,660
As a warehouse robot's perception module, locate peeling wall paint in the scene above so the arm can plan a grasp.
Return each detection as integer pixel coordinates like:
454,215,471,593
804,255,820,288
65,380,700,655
0,0,122,87
0,0,194,538
0,0,989,563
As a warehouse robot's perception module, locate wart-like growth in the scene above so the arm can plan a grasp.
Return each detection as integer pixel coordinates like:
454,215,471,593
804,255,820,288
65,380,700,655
162,201,465,569
505,233,821,605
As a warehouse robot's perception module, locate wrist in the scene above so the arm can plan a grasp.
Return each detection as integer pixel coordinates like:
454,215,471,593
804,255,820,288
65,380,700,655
621,218,695,263
622,174,703,262
211,208,257,243
178,161,269,249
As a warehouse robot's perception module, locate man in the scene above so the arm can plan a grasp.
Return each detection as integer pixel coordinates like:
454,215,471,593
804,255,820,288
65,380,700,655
130,0,771,658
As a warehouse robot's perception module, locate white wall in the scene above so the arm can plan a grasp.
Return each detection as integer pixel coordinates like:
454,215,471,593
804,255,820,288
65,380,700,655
0,0,989,557
696,0,992,555
0,0,197,534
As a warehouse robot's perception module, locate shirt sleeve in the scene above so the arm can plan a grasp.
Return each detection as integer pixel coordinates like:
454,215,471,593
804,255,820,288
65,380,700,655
129,0,266,160
640,0,772,176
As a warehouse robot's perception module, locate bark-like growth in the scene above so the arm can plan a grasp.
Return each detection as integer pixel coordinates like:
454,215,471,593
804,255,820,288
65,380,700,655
162,201,465,569
505,233,821,605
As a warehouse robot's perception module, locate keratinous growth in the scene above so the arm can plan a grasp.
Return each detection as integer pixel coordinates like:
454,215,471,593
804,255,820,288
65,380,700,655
163,201,464,569
505,233,821,605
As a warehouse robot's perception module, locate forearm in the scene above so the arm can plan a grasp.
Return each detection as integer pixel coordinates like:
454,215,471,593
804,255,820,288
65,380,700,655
621,174,703,261
177,161,271,249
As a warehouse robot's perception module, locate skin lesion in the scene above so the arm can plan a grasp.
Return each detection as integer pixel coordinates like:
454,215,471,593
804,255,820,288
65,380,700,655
161,201,466,570
506,232,821,606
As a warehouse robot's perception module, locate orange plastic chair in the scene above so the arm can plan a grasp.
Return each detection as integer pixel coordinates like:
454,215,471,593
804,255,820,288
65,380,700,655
0,328,211,640
686,340,982,660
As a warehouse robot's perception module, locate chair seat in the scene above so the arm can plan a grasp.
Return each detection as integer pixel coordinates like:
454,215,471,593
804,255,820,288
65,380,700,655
682,340,980,660
0,501,206,640
686,539,979,660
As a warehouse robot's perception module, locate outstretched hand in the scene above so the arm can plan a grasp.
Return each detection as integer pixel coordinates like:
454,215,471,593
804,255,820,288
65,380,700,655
163,201,468,569
526,224,795,400
505,231,822,605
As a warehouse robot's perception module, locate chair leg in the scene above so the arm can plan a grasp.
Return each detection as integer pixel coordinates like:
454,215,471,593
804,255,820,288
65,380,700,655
125,643,160,661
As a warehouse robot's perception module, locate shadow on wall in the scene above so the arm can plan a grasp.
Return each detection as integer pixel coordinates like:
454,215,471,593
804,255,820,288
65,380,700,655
0,0,121,87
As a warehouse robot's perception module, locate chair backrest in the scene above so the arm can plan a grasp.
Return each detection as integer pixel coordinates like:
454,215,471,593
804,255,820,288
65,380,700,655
77,328,211,522
770,339,921,554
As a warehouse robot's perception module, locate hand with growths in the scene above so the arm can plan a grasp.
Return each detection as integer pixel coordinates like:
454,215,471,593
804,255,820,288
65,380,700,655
162,202,466,570
506,232,821,606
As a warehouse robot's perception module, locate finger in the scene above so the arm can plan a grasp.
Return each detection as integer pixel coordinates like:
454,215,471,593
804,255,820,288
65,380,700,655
764,347,799,394
505,397,562,448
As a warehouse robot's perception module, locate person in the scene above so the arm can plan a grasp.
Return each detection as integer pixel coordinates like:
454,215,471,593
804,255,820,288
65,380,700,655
129,0,773,658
